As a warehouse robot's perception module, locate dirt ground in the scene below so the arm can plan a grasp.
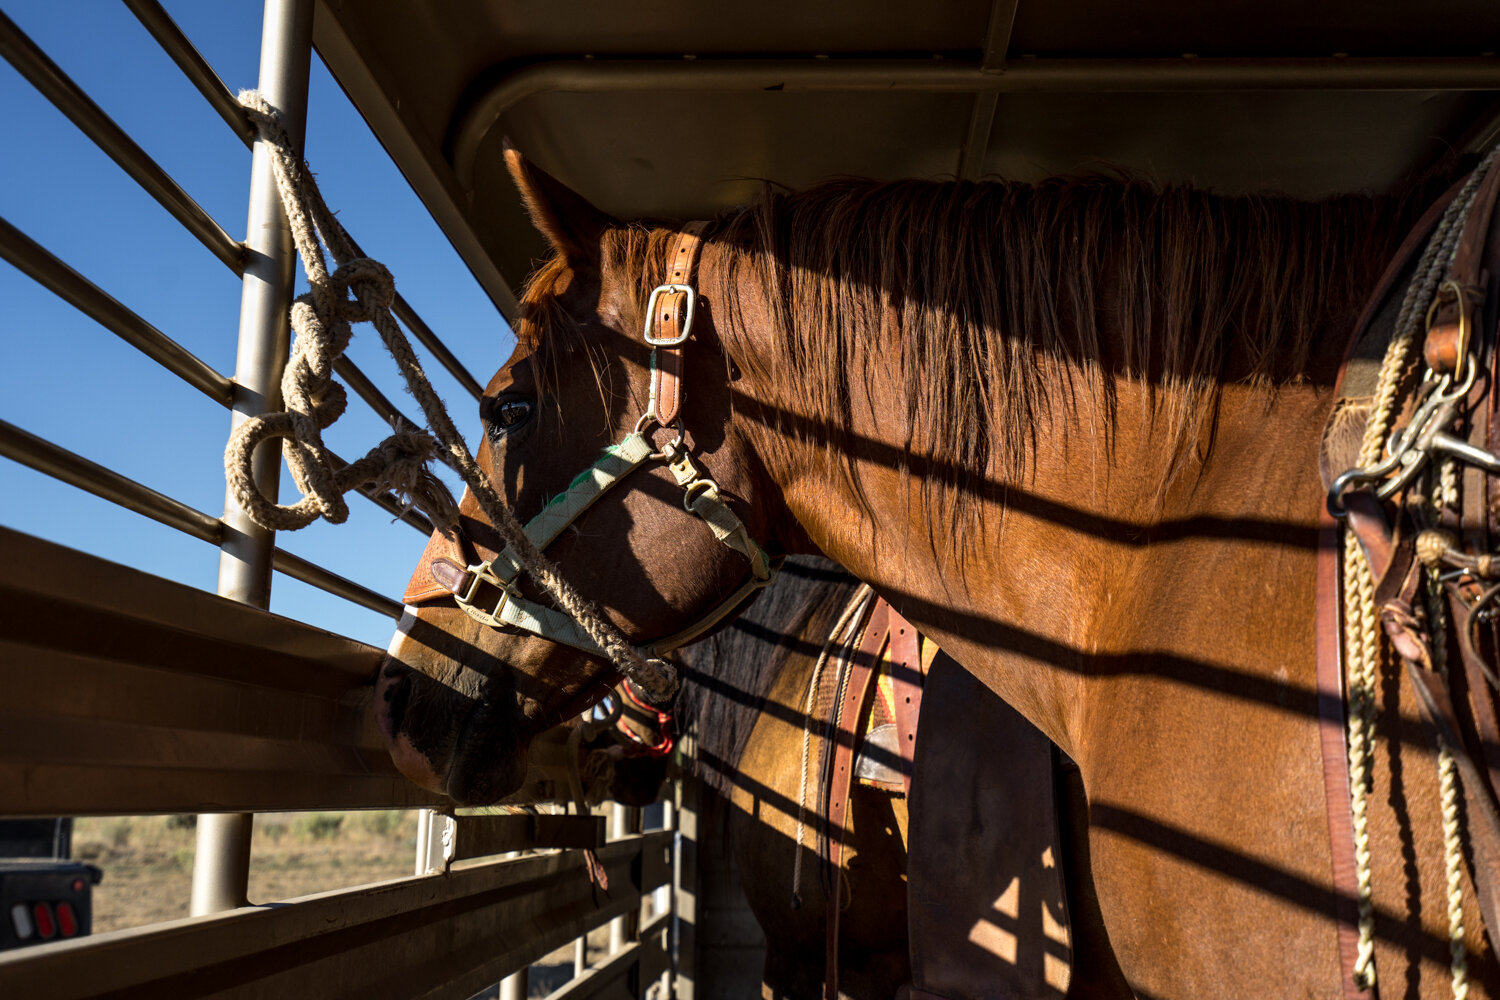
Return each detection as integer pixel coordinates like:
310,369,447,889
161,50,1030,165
68,812,625,997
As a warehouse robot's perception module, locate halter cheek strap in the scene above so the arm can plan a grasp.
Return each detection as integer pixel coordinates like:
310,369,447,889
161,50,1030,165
403,221,780,661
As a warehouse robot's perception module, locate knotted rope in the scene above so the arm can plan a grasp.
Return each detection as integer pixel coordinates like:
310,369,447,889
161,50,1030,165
224,91,676,701
1342,144,1498,992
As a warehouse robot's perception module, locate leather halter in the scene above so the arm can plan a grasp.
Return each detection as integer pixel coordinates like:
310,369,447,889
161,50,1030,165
403,222,780,662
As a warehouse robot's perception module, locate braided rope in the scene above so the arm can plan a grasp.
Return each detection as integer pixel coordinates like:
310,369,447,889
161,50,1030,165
1339,147,1498,988
225,91,676,700
1343,538,1381,988
790,585,873,908
1424,562,1470,999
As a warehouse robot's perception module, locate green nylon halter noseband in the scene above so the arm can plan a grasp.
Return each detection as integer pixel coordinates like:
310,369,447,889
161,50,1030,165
451,430,779,661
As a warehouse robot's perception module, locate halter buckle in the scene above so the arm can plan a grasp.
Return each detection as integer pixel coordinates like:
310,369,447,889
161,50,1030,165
644,283,696,346
454,558,521,627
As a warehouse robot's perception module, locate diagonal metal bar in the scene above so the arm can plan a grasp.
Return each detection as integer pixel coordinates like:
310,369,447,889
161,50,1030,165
0,8,243,272
124,0,485,401
120,0,259,144
958,0,1020,179
0,216,233,404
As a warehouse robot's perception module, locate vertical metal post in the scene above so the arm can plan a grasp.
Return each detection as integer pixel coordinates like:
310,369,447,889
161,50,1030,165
191,0,314,918
608,804,641,954
498,971,527,1000
573,936,588,978
673,779,699,1000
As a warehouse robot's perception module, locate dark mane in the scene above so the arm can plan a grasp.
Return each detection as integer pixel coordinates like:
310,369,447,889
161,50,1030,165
703,175,1426,545
675,556,857,799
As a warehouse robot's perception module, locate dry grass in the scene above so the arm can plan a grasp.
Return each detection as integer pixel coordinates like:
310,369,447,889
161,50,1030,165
72,811,419,933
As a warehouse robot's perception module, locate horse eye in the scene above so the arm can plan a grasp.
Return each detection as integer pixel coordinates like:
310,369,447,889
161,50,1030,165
486,398,533,439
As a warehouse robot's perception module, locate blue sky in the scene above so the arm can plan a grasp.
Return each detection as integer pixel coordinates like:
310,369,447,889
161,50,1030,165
0,1,511,645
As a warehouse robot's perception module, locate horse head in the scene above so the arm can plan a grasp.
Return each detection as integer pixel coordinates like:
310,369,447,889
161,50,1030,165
376,148,786,804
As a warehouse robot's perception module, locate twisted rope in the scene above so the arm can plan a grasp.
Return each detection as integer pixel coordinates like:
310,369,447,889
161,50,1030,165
1340,145,1498,990
1424,561,1470,999
225,91,676,700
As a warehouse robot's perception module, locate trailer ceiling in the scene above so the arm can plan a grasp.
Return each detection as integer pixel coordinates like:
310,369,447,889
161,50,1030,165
312,0,1500,318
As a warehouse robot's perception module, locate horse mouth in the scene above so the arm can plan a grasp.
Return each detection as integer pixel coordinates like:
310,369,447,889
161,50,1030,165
442,699,531,805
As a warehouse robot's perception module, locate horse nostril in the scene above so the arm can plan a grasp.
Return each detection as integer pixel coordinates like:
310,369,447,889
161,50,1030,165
379,664,413,737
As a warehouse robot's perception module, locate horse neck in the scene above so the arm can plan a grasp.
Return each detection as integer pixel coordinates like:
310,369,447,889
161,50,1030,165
717,259,1374,756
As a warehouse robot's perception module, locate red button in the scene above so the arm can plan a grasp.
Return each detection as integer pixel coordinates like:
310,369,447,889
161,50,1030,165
32,903,55,940
56,903,77,938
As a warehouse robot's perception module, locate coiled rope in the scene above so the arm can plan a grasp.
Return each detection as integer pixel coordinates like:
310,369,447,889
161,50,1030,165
1342,144,1498,992
224,91,676,701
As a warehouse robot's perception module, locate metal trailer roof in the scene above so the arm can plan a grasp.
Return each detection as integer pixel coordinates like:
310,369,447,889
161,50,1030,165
311,0,1500,320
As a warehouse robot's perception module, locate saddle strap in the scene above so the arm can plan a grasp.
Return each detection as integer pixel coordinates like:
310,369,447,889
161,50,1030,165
824,598,893,1000
887,607,923,797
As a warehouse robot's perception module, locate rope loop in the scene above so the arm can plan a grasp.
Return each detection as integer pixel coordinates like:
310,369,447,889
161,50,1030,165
224,89,678,700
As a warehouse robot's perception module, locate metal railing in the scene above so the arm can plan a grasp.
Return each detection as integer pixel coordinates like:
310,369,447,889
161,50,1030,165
0,2,679,997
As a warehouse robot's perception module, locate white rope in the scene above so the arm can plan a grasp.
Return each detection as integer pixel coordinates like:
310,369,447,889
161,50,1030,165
225,91,676,700
1424,563,1470,999
1338,149,1498,989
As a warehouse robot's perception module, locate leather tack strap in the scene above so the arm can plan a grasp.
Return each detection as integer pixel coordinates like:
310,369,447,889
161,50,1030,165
885,606,922,796
824,598,890,1000
646,221,709,428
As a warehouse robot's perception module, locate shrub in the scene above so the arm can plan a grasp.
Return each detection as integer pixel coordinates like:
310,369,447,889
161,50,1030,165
103,819,133,848
293,813,344,840
358,810,403,838
165,814,197,831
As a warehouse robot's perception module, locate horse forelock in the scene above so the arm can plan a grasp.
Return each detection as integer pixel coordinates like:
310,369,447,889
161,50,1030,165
696,174,1426,554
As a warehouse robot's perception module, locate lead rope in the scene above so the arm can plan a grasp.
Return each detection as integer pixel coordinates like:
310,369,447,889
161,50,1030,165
225,91,676,700
1342,149,1496,993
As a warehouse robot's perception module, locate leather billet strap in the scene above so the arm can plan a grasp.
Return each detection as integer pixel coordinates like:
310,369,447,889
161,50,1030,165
823,597,891,1000
645,221,709,427
885,606,923,797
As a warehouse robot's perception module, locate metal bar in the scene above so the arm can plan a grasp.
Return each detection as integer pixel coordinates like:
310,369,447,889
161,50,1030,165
0,219,429,535
332,223,487,401
391,293,486,401
548,911,672,1000
333,356,423,432
196,0,314,920
452,55,1500,190
0,217,233,404
122,1,486,404
312,8,522,321
0,418,223,542
499,970,527,1000
958,0,1020,179
673,776,699,1000
270,547,402,619
0,9,243,272
120,0,258,145
0,834,670,1000
450,813,605,862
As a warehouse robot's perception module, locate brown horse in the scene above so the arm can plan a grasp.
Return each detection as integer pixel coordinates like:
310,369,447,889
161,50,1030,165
628,554,1111,999
379,147,1496,997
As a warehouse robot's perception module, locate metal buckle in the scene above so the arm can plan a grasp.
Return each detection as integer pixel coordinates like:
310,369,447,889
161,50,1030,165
644,283,696,346
454,559,519,627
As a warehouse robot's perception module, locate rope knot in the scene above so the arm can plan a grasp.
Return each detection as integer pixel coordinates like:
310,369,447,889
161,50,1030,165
332,257,395,322
1417,529,1457,568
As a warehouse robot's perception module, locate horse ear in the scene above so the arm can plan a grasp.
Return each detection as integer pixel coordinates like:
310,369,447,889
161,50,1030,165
503,141,614,264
